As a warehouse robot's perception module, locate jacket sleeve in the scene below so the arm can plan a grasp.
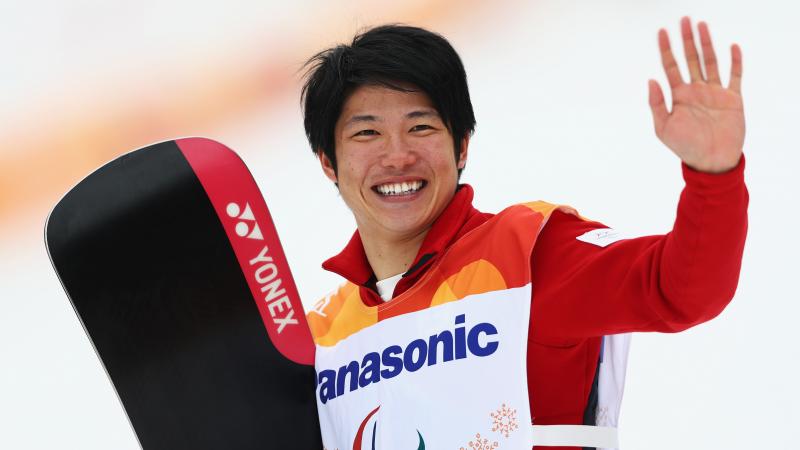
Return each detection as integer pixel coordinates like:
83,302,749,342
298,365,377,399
529,157,749,342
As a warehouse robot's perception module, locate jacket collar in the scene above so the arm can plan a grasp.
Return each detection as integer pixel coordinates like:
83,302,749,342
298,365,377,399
322,184,485,289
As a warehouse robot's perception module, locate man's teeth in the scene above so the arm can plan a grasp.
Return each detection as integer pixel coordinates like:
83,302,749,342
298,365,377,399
376,180,423,196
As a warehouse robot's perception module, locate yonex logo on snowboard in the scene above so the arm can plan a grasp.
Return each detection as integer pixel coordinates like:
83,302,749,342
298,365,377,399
248,245,299,333
226,202,263,240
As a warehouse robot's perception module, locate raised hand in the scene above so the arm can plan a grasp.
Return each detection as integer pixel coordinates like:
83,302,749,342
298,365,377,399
648,17,744,173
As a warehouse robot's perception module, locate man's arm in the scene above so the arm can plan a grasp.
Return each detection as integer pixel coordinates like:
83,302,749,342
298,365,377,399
530,157,748,341
530,17,748,341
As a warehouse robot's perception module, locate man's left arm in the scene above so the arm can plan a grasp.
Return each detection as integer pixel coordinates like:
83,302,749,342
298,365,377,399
530,17,747,341
529,158,747,340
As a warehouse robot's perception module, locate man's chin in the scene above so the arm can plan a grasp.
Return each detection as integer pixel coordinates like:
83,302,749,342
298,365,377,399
377,217,431,237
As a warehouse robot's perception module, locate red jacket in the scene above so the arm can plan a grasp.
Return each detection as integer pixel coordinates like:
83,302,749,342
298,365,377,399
322,158,748,449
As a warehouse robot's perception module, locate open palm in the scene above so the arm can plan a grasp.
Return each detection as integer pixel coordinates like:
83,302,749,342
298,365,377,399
649,18,744,173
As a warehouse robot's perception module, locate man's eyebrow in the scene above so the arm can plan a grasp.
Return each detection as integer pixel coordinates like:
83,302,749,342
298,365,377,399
344,115,379,127
343,109,440,127
406,109,439,119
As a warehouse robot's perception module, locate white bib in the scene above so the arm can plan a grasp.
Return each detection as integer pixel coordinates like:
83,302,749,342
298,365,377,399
315,285,533,449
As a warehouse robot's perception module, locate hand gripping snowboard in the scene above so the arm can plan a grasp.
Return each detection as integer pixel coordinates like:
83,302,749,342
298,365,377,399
45,138,322,449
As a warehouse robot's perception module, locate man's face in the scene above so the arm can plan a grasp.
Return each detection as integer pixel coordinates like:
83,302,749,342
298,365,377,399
320,84,467,241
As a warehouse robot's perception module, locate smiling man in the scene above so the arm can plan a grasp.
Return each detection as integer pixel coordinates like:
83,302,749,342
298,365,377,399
321,84,467,281
301,21,747,449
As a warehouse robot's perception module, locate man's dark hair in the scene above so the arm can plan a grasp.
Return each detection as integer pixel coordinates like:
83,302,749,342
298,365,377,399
301,25,476,174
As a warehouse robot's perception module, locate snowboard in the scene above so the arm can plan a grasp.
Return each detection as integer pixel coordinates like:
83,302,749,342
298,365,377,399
45,137,322,449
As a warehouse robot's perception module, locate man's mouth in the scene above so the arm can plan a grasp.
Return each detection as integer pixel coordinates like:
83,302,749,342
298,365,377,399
372,180,427,196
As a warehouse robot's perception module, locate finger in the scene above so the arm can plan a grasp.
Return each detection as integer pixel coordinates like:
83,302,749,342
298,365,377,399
648,79,669,137
729,43,743,94
659,28,684,89
680,16,704,82
698,21,721,84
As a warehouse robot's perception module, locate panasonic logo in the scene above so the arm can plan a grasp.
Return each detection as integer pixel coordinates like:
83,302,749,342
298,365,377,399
317,314,498,404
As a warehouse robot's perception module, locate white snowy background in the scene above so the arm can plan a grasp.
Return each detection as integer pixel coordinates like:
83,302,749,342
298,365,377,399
1,0,798,448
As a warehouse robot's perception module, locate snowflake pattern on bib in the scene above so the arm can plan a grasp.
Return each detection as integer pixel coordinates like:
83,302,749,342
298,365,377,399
460,432,499,450
490,403,519,438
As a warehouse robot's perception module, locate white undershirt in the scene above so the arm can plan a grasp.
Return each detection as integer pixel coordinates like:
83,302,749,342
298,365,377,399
375,273,403,302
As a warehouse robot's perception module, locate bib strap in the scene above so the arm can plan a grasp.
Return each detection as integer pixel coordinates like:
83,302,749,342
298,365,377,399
531,424,619,448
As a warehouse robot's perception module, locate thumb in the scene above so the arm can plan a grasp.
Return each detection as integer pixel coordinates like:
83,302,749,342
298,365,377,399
648,79,669,138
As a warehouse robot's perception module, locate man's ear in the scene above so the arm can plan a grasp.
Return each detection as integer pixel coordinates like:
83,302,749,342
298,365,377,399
457,136,469,169
318,151,338,183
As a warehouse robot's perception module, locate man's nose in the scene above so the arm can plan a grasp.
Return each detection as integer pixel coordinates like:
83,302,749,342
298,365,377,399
380,136,417,169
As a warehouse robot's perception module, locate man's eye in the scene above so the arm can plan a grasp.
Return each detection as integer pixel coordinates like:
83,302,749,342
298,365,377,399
410,124,433,132
354,129,378,137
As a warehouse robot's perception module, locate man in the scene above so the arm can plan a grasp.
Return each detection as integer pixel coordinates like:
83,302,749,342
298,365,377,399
301,18,747,449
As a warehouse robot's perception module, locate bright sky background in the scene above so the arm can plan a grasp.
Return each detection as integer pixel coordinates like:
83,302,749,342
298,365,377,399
2,0,799,448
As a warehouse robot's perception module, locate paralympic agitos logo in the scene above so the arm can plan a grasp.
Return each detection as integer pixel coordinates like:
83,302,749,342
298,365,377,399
317,314,499,404
353,406,425,450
